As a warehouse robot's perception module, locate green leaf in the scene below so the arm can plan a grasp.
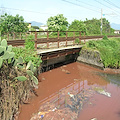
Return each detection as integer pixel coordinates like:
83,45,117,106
1,39,7,47
27,70,34,76
0,46,6,54
9,52,15,59
14,76,27,81
0,57,3,68
33,67,37,73
18,56,23,64
32,76,38,85
7,45,12,52
30,63,34,71
2,51,10,59
17,64,24,69
26,60,32,70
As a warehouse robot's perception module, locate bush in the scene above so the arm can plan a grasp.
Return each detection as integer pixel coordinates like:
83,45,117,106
85,38,120,68
12,47,42,67
103,35,108,40
0,39,40,120
24,35,35,50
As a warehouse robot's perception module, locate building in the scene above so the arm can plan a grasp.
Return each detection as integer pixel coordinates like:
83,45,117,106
40,25,48,31
114,30,120,34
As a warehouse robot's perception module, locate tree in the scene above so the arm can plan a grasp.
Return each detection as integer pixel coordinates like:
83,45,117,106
68,20,87,35
0,13,28,34
47,14,68,36
84,18,101,35
84,18,114,35
32,26,39,30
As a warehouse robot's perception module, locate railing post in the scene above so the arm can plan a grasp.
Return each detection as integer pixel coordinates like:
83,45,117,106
79,32,81,44
58,31,59,48
7,33,9,40
35,31,37,49
26,33,27,40
20,32,22,39
13,32,16,39
73,31,75,45
47,31,49,48
84,32,86,44
66,31,67,47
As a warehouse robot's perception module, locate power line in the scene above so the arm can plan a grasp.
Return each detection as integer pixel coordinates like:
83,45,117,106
103,0,120,10
94,0,120,16
0,7,55,15
0,6,83,20
61,0,100,13
75,0,101,9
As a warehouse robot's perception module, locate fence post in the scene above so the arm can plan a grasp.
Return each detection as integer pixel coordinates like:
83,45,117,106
7,33,9,40
79,32,81,44
73,31,75,45
58,31,59,48
84,32,86,44
13,32,16,39
66,32,67,47
26,33,27,40
35,31,37,49
47,31,49,48
20,32,22,39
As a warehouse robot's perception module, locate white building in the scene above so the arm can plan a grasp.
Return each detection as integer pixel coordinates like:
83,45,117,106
40,25,48,31
114,30,120,34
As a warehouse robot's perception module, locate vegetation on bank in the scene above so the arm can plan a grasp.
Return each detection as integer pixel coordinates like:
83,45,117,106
83,37,120,68
0,34,42,120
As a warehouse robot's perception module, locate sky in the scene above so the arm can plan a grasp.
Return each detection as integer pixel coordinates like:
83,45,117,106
0,0,120,25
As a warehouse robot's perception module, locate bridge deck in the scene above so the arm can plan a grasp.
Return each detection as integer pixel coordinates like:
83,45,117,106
37,45,83,54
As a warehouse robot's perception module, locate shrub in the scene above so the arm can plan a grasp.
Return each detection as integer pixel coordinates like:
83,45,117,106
24,35,35,50
84,38,120,68
0,39,40,120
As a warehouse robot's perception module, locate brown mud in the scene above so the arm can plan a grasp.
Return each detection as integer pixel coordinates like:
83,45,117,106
17,62,120,120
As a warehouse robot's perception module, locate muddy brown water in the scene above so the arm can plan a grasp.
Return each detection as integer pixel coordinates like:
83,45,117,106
18,62,120,120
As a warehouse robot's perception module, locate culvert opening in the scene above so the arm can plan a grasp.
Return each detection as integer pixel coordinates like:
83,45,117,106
41,53,79,72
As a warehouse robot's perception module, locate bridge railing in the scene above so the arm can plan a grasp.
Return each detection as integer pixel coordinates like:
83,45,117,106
2,31,120,49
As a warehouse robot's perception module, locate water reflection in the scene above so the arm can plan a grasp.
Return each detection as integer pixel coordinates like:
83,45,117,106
31,79,110,120
99,73,120,87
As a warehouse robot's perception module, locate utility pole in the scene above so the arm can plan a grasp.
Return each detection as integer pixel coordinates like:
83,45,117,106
101,9,103,35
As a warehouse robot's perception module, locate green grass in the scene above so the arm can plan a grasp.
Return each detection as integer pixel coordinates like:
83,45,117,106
84,37,120,68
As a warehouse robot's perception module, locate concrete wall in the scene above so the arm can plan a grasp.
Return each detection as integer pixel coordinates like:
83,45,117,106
77,48,104,69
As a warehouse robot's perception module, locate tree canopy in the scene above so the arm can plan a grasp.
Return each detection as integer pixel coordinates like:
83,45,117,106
68,20,87,34
0,13,28,33
47,14,68,32
84,18,114,35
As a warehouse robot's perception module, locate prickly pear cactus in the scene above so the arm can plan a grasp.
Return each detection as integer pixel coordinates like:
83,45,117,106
0,38,38,85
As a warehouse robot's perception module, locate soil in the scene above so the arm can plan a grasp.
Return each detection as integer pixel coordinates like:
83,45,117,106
17,62,120,120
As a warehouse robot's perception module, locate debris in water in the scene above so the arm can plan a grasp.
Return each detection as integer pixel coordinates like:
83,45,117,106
94,87,111,97
91,118,97,120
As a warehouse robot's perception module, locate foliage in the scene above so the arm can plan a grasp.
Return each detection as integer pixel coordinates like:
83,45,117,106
84,18,114,35
103,35,108,40
0,13,28,34
25,34,35,50
12,47,42,67
85,38,120,68
32,26,39,29
68,20,87,35
84,18,101,35
47,14,68,36
0,39,40,120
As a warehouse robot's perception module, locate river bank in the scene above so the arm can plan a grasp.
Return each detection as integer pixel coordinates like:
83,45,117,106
17,62,120,120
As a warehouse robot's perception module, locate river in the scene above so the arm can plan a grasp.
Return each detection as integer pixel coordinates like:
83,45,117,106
18,62,120,120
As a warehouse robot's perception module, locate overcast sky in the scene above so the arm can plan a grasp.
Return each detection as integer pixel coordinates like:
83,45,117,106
0,0,120,24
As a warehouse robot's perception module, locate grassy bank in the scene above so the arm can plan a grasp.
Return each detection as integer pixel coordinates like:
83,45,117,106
83,37,120,68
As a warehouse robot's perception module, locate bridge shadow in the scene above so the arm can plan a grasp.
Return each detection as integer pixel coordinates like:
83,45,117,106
41,52,80,73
